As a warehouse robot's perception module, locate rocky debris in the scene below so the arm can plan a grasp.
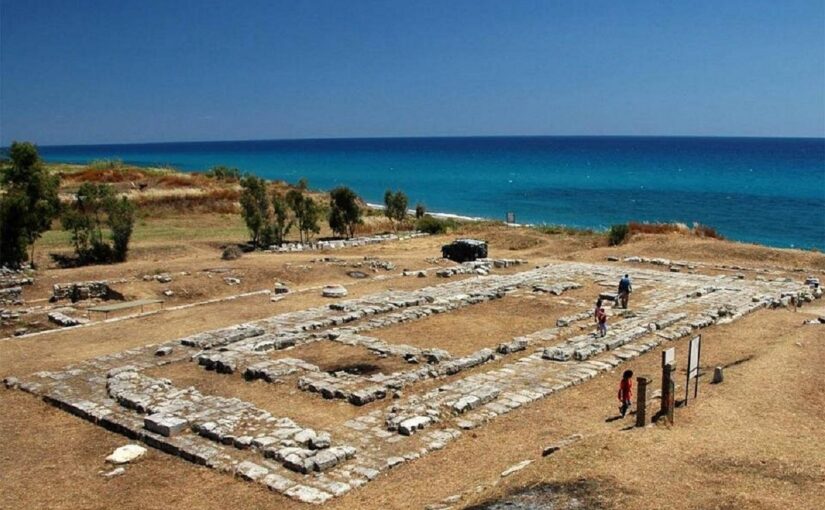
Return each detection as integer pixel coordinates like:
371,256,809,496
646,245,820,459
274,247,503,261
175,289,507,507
422,349,451,363
162,289,174,297
322,285,348,298
501,459,533,477
3,376,20,389
284,485,333,504
0,276,33,288
366,259,396,271
51,281,114,302
398,416,432,435
47,310,89,327
533,281,581,295
556,310,593,327
106,444,147,464
347,270,369,279
497,338,528,354
273,283,290,294
224,277,241,285
542,433,583,456
0,286,23,305
154,274,173,283
102,467,126,478
403,269,428,277
155,346,173,356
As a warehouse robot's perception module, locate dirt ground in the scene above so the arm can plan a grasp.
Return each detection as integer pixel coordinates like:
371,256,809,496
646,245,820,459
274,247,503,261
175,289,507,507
1,216,824,510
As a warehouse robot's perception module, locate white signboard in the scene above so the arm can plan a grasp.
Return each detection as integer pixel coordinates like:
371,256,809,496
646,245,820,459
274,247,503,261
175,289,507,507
662,347,675,367
685,335,702,403
688,336,701,379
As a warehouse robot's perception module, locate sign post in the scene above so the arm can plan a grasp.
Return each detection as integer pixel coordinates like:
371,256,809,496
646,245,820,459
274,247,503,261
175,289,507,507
661,348,676,424
685,335,702,406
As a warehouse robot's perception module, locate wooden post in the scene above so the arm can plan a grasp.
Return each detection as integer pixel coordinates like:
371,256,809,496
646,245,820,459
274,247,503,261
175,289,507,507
661,362,676,424
635,376,650,427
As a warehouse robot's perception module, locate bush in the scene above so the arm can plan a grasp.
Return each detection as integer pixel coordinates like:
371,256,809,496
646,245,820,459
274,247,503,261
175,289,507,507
693,223,724,240
61,183,135,264
415,203,426,219
415,215,456,234
206,165,241,182
222,245,243,260
608,224,630,246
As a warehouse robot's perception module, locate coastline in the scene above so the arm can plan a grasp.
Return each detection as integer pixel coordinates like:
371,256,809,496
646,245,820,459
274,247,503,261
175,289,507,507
39,151,825,251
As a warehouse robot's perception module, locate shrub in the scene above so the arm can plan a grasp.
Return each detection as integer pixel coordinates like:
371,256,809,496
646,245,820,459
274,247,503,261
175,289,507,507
608,224,630,246
415,203,426,219
534,224,593,236
206,165,241,182
222,245,243,260
415,215,456,234
693,223,724,240
61,183,135,264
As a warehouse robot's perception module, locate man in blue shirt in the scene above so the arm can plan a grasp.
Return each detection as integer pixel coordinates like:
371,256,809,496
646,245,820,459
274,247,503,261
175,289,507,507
618,274,632,309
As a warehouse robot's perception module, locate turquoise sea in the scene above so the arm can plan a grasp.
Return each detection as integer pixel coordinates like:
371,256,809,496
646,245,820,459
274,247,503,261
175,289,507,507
37,136,825,250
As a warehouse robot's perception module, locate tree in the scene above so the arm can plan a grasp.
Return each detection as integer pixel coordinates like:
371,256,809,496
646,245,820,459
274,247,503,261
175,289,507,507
329,186,362,238
268,191,293,246
109,196,136,261
61,183,135,264
286,187,320,244
239,175,269,247
0,142,60,267
383,189,408,230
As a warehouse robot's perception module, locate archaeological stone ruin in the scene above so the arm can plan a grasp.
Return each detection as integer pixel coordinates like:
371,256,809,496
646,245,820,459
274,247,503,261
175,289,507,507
6,261,819,504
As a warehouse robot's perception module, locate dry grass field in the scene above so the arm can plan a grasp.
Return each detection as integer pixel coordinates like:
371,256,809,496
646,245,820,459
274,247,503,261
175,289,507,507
1,166,823,510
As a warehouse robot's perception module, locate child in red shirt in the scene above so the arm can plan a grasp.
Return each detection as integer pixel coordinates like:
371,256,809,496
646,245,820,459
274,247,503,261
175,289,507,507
618,370,633,417
596,307,607,337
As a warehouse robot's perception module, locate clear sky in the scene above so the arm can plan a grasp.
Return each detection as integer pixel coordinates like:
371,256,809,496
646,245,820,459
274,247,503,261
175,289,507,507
1,0,823,145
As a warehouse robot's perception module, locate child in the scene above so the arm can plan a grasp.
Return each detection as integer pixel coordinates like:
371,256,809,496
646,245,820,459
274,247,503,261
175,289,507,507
618,370,634,417
596,306,607,337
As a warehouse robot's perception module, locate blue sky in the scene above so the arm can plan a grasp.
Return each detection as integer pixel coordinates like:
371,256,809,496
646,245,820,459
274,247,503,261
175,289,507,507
1,0,823,145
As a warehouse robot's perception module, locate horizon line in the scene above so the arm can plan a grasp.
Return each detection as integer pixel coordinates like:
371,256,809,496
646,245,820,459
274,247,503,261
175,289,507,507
19,133,825,149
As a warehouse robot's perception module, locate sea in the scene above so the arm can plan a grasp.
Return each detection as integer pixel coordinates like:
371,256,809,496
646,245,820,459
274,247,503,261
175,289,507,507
37,136,825,250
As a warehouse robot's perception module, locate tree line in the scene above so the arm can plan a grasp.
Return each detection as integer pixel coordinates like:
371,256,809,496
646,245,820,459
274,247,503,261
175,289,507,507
239,178,428,248
0,142,136,268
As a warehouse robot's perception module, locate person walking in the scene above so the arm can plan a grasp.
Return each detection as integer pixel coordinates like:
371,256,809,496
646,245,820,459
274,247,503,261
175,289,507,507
618,274,632,309
596,305,608,337
618,369,634,417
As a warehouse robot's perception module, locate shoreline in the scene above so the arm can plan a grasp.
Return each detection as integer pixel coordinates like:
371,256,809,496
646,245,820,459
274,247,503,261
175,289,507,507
41,159,822,252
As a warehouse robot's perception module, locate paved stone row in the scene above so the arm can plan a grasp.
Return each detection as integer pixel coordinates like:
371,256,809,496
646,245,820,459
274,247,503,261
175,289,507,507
271,232,429,252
